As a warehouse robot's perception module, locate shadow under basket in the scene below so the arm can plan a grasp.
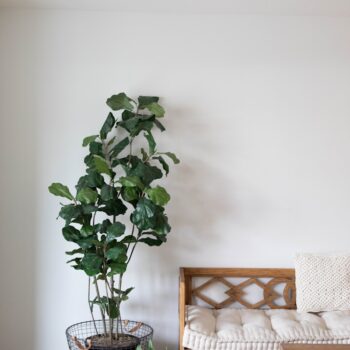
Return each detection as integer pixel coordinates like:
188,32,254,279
66,320,153,350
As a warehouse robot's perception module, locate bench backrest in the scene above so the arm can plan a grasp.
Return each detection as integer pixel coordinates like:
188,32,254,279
179,267,296,350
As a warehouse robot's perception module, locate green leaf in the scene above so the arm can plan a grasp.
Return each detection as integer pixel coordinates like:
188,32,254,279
89,141,104,156
82,205,98,214
76,188,98,204
153,156,169,175
62,225,81,242
138,237,163,246
65,248,84,256
108,262,127,275
77,237,99,249
93,155,111,176
109,137,129,157
144,131,156,155
119,176,144,190
106,222,125,242
118,116,154,137
138,96,159,109
161,152,180,164
121,187,139,203
131,198,157,230
59,205,82,225
100,199,127,216
106,93,134,111
82,135,98,147
76,171,104,191
106,298,119,319
145,102,165,118
121,235,137,244
146,186,170,206
80,225,94,238
100,184,116,202
48,183,74,201
128,161,162,186
100,112,115,140
81,253,103,276
106,244,127,261
153,213,171,235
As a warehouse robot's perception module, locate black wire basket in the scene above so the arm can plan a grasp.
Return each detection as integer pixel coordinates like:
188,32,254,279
66,320,153,350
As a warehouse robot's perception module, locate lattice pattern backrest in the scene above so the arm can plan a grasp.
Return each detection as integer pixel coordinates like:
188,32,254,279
184,268,296,309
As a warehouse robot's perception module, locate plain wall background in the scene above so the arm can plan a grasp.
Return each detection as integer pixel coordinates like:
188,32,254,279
1,7,350,350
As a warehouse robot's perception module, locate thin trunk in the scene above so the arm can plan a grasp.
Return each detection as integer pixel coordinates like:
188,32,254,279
94,276,107,336
105,278,113,343
116,274,123,340
88,277,98,335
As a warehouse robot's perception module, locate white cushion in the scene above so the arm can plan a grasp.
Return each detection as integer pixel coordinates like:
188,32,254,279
295,253,350,312
183,306,350,350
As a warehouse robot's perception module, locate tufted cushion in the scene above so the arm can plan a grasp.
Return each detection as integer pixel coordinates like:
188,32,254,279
295,253,350,312
183,306,350,350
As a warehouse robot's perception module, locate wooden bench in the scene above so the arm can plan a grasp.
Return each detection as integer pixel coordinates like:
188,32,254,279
179,267,296,350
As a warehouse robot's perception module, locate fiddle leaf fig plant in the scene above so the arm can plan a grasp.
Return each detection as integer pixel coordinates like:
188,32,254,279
48,93,179,344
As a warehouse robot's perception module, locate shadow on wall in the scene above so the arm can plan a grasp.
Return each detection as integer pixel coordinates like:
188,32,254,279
125,104,235,349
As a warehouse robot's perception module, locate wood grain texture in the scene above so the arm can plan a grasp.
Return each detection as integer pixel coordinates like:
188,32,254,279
179,267,296,350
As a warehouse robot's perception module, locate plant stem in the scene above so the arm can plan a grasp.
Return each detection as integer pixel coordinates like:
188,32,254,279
88,277,98,335
104,278,113,344
94,276,107,336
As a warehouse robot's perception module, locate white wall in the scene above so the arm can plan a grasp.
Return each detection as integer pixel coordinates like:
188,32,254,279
1,7,350,350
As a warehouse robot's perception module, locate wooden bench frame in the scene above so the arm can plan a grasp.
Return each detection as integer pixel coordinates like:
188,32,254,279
179,267,296,350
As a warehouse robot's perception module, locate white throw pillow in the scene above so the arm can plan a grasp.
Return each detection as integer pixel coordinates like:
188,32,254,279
295,253,350,313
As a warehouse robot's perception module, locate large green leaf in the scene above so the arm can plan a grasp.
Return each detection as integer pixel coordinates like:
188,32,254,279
144,131,156,155
106,222,125,242
80,225,94,238
153,213,171,235
77,188,98,204
89,141,104,156
93,155,111,176
76,171,104,191
106,244,127,261
128,161,162,186
138,96,159,109
62,225,81,242
48,183,74,201
145,102,165,118
59,205,82,225
100,112,115,140
100,184,117,202
119,176,144,190
82,135,99,147
77,237,100,249
109,137,129,157
100,199,127,216
121,187,139,203
108,262,127,275
106,93,134,111
131,198,157,230
81,253,103,276
146,186,170,206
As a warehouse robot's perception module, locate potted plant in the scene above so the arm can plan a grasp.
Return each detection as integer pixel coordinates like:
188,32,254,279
48,93,179,350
